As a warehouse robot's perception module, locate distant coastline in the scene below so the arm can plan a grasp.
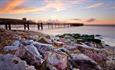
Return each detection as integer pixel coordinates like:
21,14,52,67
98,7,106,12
85,24,115,26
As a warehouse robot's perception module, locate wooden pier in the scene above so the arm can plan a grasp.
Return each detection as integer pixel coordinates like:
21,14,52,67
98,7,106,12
0,18,83,30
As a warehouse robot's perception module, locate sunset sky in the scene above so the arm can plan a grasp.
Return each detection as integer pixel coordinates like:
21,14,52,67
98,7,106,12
0,0,115,25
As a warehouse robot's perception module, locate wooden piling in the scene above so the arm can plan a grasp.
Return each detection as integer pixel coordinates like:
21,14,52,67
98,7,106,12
8,24,11,30
27,24,29,30
24,24,26,30
37,24,40,30
40,23,43,30
5,24,8,30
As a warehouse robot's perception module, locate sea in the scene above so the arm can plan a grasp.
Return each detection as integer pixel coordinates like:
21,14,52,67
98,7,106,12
0,25,115,46
40,25,115,46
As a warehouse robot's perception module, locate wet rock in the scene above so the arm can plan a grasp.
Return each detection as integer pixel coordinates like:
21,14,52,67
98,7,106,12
0,54,36,70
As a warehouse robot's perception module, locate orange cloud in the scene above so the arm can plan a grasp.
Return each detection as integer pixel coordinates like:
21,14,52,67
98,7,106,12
0,0,48,14
8,8,44,14
0,0,86,14
0,0,25,14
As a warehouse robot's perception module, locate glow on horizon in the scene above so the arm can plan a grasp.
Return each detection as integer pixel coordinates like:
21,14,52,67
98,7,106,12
0,0,115,24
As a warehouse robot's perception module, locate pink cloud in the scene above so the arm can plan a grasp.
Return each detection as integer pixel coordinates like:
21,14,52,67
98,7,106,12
0,0,86,14
44,0,65,11
86,18,96,22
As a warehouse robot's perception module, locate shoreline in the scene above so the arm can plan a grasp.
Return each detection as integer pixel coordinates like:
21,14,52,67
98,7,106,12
0,29,115,70
1,25,115,47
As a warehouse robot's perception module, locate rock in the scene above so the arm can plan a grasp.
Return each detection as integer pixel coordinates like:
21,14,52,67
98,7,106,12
64,45,78,50
29,35,39,41
25,44,43,58
53,41,64,48
38,37,52,44
33,42,53,55
46,64,58,70
50,36,60,41
77,45,107,62
0,54,36,70
4,40,20,51
12,40,20,46
70,53,102,70
47,51,68,70
15,45,44,68
4,46,19,51
21,40,34,45
106,59,115,70
56,47,69,53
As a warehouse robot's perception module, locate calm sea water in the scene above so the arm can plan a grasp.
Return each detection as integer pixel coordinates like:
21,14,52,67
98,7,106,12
40,26,115,46
0,25,115,46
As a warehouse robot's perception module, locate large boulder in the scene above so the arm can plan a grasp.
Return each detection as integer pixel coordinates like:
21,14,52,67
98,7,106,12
4,40,20,51
70,53,102,70
0,54,36,70
15,44,44,68
33,42,53,58
47,51,68,70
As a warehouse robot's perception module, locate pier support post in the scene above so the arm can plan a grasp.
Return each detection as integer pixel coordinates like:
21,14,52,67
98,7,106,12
8,24,11,30
40,23,43,30
48,23,50,29
27,24,30,30
37,24,40,30
24,24,26,30
5,24,8,30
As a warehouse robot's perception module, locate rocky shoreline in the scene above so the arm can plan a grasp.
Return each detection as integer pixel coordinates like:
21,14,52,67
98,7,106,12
0,29,115,70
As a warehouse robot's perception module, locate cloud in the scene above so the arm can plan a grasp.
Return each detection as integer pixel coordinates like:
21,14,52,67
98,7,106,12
9,8,44,14
0,0,25,14
71,18,81,20
44,0,86,11
0,0,86,14
44,0,65,11
86,3,104,9
86,18,96,22
0,0,47,14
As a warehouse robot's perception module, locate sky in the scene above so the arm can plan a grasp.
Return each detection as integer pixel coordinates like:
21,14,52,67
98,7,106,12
0,0,115,25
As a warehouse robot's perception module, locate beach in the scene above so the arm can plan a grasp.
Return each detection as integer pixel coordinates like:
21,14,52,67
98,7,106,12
0,28,115,70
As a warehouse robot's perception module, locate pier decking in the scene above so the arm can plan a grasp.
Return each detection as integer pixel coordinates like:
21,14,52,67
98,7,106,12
0,18,83,30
